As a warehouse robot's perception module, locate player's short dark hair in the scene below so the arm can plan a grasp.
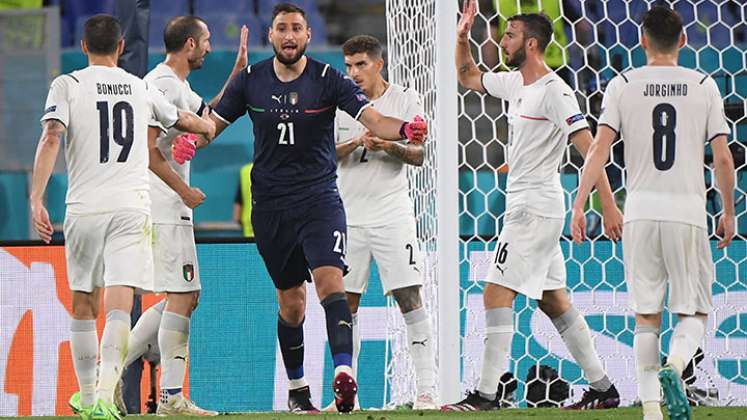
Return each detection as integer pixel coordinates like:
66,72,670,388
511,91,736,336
272,3,307,26
642,6,683,52
164,16,207,53
83,14,122,55
342,35,383,59
507,13,553,52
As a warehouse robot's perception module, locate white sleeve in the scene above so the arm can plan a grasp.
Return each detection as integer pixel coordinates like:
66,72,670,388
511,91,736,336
186,88,206,114
598,76,623,133
147,82,179,132
545,82,589,137
40,76,73,127
402,88,425,121
481,71,520,100
704,77,730,142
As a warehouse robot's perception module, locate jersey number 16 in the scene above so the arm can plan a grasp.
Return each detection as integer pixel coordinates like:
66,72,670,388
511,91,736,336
97,100,134,163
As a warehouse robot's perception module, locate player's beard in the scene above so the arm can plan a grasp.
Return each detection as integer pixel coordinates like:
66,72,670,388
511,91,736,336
273,42,307,66
188,50,207,70
505,45,527,68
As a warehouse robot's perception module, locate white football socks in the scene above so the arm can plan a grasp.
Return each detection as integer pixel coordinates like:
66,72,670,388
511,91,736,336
634,324,662,417
96,310,130,404
70,319,98,407
551,307,610,391
477,307,513,400
403,307,436,396
158,311,190,402
124,300,165,368
667,316,706,376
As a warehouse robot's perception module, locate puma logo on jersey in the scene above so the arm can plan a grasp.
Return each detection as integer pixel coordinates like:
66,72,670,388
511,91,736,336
158,88,167,95
174,355,186,361
337,320,353,329
271,94,283,104
412,266,420,273
289,343,304,351
496,266,505,276
412,338,428,347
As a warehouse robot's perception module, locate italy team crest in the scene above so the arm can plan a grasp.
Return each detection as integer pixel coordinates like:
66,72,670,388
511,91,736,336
183,264,194,282
289,92,299,105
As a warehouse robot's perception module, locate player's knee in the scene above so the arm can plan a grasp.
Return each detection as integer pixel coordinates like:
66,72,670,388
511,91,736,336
346,292,361,313
72,302,97,319
483,283,516,308
392,285,423,313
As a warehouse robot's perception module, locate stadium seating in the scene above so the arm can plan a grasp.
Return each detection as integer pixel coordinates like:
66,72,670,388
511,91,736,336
200,12,264,48
193,0,253,17
150,0,189,17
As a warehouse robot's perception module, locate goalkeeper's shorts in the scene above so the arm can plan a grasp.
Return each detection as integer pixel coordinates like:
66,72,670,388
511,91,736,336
484,209,565,300
623,220,713,315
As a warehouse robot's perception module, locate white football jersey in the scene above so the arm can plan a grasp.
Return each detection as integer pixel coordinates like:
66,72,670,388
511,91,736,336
144,63,205,225
336,83,423,226
41,65,179,215
482,71,589,218
599,66,730,228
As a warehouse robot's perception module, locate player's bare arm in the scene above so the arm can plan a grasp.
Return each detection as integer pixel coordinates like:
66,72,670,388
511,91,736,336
147,127,205,209
336,134,364,159
174,108,216,141
358,107,427,143
364,135,424,166
570,125,618,243
711,134,736,248
455,0,484,92
30,119,65,243
208,25,248,109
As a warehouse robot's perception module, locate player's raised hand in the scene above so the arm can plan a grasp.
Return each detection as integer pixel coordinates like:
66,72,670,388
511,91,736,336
180,187,206,209
570,205,586,244
234,25,249,71
602,205,623,241
402,115,428,144
716,213,735,249
31,201,53,243
457,0,477,41
172,133,197,164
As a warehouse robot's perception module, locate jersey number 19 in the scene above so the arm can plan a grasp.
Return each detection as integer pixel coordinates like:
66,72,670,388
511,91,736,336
97,100,134,163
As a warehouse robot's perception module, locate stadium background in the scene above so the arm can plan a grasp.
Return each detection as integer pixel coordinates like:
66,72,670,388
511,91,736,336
1,0,746,416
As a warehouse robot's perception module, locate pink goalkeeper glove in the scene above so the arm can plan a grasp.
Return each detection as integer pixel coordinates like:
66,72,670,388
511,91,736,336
172,133,198,164
400,115,428,144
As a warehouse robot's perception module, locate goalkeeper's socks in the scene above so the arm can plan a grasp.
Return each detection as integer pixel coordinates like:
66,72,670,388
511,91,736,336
351,313,360,378
278,314,307,388
551,307,609,391
477,307,513,400
159,311,190,393
96,310,130,404
634,325,662,407
70,319,98,407
321,292,353,369
667,315,706,376
403,307,436,395
124,299,165,368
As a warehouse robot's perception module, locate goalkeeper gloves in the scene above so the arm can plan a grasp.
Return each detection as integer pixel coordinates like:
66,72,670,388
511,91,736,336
172,133,198,164
400,115,428,144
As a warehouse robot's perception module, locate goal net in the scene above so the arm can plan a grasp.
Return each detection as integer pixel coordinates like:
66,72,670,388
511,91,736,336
385,0,747,407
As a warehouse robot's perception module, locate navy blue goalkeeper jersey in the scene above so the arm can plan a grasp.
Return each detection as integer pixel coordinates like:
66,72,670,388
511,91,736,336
213,57,370,210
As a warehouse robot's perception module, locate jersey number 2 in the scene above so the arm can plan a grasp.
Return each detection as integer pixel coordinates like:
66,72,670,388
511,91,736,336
277,122,295,145
97,101,134,163
652,103,676,171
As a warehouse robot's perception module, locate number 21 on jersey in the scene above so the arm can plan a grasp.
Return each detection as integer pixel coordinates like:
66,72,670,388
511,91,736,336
277,122,295,145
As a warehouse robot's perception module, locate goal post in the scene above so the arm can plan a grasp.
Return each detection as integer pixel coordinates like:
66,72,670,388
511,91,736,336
385,0,747,408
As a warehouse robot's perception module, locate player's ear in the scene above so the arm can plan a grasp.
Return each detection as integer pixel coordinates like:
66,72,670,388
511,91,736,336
641,33,649,51
116,38,125,57
678,31,686,49
80,39,88,55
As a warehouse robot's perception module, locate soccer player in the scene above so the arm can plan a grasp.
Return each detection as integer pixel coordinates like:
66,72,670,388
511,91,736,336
119,15,249,416
334,35,436,410
571,6,734,420
30,14,215,420
173,3,427,413
443,0,622,411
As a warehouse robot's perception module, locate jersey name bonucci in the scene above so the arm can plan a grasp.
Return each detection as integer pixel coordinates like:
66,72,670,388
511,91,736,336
599,66,729,228
40,65,179,215
336,83,423,226
482,71,589,218
144,63,206,225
